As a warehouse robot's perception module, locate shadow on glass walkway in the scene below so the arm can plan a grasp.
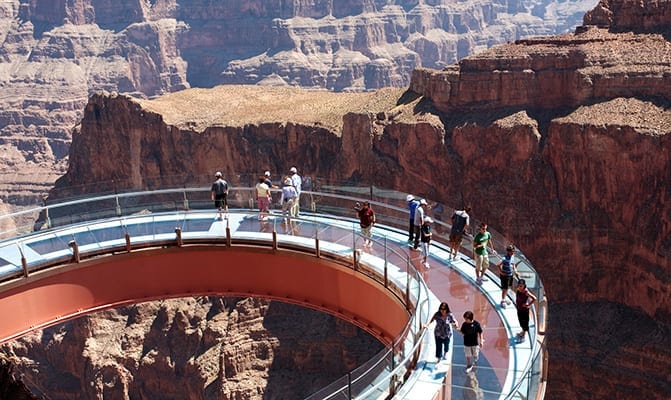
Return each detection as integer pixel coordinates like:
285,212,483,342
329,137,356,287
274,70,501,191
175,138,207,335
0,182,548,400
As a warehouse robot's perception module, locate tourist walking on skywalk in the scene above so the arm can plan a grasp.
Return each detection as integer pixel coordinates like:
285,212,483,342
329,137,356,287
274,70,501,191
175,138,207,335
255,176,272,221
429,301,458,364
472,223,495,284
497,244,519,309
210,171,229,220
421,216,433,267
449,205,471,260
280,177,298,222
413,199,428,251
354,201,375,248
515,279,537,343
289,166,302,216
458,310,484,373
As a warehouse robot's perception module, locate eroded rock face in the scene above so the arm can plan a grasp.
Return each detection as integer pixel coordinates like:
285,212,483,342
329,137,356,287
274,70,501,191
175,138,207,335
35,0,671,394
0,0,597,207
0,297,384,399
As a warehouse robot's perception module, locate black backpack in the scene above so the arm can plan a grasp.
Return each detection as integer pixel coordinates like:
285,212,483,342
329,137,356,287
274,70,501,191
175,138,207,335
451,212,467,234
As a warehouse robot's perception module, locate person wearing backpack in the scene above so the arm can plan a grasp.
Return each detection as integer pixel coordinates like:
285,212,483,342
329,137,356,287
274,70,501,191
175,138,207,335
210,171,229,220
449,206,471,260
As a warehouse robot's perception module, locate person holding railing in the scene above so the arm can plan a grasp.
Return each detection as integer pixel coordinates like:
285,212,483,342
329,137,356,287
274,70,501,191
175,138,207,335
514,279,537,343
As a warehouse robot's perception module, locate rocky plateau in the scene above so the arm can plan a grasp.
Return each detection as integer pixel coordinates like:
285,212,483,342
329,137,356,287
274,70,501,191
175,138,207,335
0,0,598,210
1,0,671,399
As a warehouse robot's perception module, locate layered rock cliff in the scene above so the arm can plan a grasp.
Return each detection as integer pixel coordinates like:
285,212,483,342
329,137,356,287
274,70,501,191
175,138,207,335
7,0,664,398
0,0,597,208
1,297,383,399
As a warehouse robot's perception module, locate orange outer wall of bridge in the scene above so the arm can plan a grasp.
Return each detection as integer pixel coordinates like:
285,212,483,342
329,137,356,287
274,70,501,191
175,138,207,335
0,246,409,346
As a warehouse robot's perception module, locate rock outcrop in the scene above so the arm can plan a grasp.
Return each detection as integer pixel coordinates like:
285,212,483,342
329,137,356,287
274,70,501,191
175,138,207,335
0,0,597,207
19,1,667,398
1,297,383,399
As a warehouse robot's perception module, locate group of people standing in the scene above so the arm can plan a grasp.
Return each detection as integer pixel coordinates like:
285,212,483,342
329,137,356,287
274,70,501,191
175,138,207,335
210,167,303,223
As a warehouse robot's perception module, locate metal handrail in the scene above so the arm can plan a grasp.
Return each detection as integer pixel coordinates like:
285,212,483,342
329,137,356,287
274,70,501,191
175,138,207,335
0,182,547,400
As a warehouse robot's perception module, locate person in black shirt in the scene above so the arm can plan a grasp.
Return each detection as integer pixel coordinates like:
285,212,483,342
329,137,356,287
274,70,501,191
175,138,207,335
458,310,484,372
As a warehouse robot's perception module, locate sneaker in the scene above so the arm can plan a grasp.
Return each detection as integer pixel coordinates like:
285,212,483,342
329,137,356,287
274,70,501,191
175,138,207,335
500,300,506,309
517,335,526,343
481,276,488,282
476,277,482,285
465,365,473,373
505,299,512,305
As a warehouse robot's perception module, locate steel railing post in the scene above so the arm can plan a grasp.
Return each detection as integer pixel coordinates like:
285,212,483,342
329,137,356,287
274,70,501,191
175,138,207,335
175,227,183,247
69,240,80,263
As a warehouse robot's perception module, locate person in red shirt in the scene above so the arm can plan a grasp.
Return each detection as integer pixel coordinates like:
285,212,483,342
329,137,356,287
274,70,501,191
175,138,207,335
354,201,376,248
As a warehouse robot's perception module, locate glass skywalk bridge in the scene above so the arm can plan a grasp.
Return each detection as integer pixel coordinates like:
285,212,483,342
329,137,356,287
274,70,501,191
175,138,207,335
0,182,548,399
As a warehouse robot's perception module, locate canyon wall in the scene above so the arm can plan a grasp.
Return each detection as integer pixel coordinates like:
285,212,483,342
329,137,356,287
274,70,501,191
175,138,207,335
0,0,597,207
25,1,669,398
0,297,383,399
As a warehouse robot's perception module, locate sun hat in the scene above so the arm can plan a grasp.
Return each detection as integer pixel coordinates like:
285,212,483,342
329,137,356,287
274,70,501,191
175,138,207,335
406,194,414,202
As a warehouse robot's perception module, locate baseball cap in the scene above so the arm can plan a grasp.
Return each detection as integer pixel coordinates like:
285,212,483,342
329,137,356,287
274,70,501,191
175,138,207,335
419,199,428,205
264,171,271,177
215,171,222,177
406,194,414,202
424,216,433,223
284,178,292,185
290,166,297,173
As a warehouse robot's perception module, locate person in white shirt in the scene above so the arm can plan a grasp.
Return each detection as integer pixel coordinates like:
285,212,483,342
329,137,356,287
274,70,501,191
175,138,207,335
289,166,302,216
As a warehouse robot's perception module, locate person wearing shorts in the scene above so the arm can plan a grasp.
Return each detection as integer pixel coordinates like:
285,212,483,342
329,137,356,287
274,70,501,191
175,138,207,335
210,171,229,220
498,244,518,308
458,310,483,372
472,223,495,284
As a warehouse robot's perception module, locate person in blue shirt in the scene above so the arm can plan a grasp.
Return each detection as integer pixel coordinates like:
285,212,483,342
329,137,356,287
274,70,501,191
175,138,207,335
406,194,420,245
497,244,519,308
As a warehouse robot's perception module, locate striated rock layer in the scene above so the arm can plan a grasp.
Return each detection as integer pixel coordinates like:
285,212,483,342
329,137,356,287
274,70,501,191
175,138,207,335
1,297,384,399
0,0,597,207
26,1,670,398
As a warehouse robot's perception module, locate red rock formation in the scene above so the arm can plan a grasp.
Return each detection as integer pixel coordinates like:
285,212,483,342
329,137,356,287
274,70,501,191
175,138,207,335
35,2,671,398
0,297,383,399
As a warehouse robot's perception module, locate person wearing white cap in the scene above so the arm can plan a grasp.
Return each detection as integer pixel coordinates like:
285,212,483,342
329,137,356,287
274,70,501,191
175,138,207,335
279,177,298,222
413,199,428,250
289,166,302,216
210,171,229,220
406,194,420,245
421,216,433,267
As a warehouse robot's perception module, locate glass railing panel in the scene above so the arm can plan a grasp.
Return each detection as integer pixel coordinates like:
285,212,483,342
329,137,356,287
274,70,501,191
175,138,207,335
0,183,546,400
